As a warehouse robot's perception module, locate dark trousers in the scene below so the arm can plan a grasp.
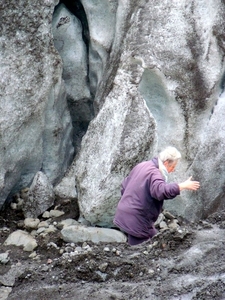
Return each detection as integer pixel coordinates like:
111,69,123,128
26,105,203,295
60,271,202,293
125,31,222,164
127,227,158,246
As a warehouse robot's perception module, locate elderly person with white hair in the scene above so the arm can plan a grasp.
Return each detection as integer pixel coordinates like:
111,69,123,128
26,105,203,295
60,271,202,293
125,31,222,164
113,146,200,246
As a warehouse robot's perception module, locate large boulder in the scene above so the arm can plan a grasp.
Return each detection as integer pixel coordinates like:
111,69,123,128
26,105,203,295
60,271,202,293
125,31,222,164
22,171,55,218
61,225,127,244
74,62,156,226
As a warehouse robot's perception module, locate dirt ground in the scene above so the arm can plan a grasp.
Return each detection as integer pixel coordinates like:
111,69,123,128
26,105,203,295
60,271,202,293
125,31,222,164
1,202,225,300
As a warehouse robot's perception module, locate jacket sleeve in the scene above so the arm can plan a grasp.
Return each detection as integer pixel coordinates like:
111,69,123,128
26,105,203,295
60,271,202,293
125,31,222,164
149,170,180,201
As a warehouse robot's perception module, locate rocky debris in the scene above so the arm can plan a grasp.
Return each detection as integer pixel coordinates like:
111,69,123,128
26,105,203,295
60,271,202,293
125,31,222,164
1,200,225,299
155,209,180,232
0,198,184,264
5,195,182,251
4,194,185,255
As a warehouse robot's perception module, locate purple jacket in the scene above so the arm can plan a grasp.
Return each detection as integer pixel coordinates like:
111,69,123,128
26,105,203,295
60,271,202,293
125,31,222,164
113,157,180,238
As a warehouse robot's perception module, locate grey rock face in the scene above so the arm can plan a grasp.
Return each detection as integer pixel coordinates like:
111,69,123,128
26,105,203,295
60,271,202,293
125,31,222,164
52,3,94,153
189,92,225,220
0,0,74,206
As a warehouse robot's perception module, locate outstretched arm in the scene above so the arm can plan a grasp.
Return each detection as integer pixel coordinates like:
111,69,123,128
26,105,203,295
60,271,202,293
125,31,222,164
178,176,200,191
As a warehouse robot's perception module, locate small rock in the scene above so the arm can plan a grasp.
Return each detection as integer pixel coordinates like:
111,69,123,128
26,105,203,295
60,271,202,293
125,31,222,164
29,251,37,258
1,227,10,233
148,269,155,276
40,265,49,272
159,221,168,229
37,227,46,234
163,210,175,219
98,262,108,272
47,242,59,249
10,202,17,210
57,219,78,230
146,244,153,251
49,209,65,218
44,224,57,233
47,258,53,264
155,213,165,227
95,270,107,281
42,211,50,218
4,230,37,252
24,218,40,230
0,253,10,264
168,219,179,231
153,241,158,247
38,221,49,228
65,246,74,253
75,246,82,252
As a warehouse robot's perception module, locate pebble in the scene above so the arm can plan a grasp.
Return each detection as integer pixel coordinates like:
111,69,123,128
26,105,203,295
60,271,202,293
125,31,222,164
29,251,37,258
40,265,49,272
148,269,155,276
24,218,40,229
98,262,108,272
44,224,57,233
42,211,50,218
49,209,65,218
38,221,49,228
47,242,59,249
47,259,53,264
103,247,110,252
37,227,46,234
75,246,82,252
1,227,10,233
0,252,10,264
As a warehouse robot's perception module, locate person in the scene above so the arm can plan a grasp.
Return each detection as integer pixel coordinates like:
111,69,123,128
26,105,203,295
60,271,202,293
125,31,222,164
113,146,200,246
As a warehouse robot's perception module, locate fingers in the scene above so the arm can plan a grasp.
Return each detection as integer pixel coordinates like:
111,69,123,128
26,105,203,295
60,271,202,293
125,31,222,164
190,181,200,190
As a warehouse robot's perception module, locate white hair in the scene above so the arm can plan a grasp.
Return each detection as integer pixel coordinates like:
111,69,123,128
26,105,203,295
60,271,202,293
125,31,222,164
158,146,181,163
